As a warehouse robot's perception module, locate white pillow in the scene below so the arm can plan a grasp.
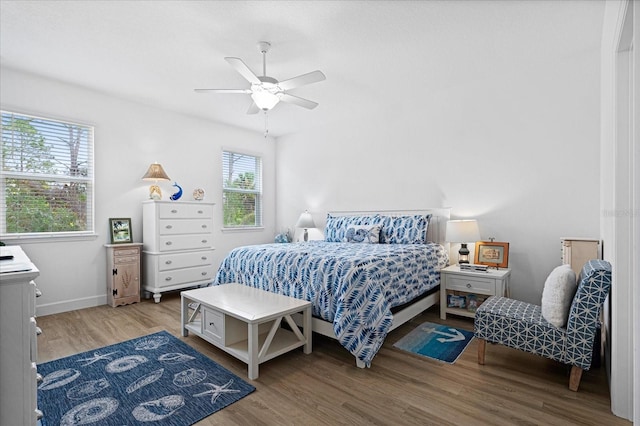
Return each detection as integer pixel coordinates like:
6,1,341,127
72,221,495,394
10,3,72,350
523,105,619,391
541,264,577,328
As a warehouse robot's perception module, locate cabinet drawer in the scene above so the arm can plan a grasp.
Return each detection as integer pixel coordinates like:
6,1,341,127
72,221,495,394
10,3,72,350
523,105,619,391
202,308,224,344
159,203,213,219
114,255,138,264
159,235,213,251
113,248,140,257
158,265,215,287
158,250,214,271
159,219,212,235
447,275,495,294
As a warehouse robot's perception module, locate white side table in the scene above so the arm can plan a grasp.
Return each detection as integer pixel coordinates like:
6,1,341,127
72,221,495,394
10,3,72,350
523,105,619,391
181,284,312,379
440,265,511,320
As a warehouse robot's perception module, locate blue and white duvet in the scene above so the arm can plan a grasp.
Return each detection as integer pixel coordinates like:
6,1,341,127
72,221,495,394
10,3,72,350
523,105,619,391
214,241,448,366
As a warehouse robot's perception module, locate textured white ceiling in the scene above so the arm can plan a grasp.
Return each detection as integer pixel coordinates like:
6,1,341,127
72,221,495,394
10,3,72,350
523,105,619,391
0,0,604,137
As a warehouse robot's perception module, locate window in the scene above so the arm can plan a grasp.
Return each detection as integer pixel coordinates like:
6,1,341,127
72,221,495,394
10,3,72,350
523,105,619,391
1,111,94,238
222,150,262,228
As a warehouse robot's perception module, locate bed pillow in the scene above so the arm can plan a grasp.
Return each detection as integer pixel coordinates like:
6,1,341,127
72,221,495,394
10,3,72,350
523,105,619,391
379,214,431,244
324,214,380,242
541,264,577,328
344,224,381,244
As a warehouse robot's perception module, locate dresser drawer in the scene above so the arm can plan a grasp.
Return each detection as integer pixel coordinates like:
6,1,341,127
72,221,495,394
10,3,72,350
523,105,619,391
202,308,224,344
159,203,213,219
158,250,214,271
158,265,215,287
446,275,495,294
159,235,213,251
113,248,140,257
158,219,212,235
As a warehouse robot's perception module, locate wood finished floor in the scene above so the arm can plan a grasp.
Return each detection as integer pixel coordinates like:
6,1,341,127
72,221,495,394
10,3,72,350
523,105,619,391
36,292,630,426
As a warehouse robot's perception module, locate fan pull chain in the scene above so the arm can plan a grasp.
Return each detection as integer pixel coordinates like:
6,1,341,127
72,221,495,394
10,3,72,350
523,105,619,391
264,111,269,138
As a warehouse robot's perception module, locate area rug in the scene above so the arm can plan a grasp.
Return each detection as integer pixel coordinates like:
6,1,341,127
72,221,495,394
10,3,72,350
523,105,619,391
37,330,255,426
393,322,474,364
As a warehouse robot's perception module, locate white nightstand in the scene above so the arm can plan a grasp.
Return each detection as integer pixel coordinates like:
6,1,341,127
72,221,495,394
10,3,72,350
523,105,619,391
440,265,511,320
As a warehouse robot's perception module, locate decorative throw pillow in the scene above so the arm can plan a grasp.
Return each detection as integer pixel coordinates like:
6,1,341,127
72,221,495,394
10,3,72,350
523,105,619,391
541,264,577,328
379,214,431,244
324,214,380,242
344,224,381,244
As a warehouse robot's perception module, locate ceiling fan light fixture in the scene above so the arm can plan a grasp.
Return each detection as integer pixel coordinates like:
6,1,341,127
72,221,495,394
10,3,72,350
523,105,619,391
251,90,280,110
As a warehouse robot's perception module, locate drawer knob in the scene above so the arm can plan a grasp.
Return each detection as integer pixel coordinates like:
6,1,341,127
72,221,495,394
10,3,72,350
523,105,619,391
201,240,207,244
466,283,472,289
165,260,172,265
201,256,207,260
201,271,208,276
171,209,178,213
165,241,172,246
209,322,216,327
201,224,207,228
165,225,173,229
165,277,172,281
198,210,204,214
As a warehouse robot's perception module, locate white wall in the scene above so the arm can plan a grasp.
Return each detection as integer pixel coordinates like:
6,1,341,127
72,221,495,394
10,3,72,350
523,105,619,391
0,67,276,315
276,40,601,305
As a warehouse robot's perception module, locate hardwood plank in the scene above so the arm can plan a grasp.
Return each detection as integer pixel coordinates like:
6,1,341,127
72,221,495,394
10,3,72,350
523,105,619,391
36,292,630,425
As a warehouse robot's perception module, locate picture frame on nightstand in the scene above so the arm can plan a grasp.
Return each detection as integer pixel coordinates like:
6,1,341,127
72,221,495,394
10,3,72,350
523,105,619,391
474,241,509,268
109,218,132,244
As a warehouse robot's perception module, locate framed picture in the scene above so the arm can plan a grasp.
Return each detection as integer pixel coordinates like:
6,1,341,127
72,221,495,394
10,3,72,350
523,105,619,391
109,218,132,244
474,241,509,268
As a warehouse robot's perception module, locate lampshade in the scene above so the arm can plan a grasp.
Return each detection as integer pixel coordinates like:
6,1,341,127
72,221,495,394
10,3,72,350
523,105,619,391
142,163,170,181
295,210,316,242
142,163,170,200
446,220,481,242
251,89,280,111
446,219,481,264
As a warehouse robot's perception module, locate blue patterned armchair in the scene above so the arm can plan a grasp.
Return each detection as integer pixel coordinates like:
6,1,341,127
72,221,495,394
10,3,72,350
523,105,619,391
474,259,611,391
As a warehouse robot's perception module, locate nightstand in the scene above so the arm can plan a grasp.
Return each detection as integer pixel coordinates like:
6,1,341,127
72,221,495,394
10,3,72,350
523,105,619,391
440,265,511,320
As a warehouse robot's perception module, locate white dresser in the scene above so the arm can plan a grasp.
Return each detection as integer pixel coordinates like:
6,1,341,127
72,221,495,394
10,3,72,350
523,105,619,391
142,200,216,303
0,245,41,425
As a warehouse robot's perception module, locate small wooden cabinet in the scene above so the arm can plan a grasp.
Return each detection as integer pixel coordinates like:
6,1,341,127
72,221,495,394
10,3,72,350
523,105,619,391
561,238,601,277
105,243,142,307
440,265,511,320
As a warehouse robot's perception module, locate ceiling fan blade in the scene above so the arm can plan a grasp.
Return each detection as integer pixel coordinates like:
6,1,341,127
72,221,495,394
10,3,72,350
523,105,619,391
224,57,261,84
277,70,326,91
279,93,319,110
194,88,251,94
247,102,260,115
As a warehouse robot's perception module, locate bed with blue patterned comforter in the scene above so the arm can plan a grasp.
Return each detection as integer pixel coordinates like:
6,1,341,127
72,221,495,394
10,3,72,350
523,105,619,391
214,241,448,366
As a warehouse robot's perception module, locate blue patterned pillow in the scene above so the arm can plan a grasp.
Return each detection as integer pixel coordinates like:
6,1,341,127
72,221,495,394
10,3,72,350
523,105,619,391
380,214,431,244
324,214,380,242
344,224,381,244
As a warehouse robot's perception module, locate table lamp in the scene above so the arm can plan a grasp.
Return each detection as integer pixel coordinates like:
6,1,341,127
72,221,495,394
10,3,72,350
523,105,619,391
446,219,481,264
142,163,170,200
295,210,316,242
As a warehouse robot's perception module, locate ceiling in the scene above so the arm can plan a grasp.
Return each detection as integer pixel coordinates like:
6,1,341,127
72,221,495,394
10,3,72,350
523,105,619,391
0,1,604,138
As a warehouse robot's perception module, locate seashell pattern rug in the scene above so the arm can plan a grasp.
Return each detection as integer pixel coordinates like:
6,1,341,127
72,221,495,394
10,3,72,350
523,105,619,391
37,331,255,425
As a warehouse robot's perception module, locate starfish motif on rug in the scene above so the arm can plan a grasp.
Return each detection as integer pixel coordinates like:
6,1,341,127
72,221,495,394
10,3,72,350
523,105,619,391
76,351,119,366
193,379,241,404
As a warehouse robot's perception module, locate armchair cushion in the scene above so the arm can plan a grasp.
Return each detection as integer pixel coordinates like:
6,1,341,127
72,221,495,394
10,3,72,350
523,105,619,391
541,264,577,327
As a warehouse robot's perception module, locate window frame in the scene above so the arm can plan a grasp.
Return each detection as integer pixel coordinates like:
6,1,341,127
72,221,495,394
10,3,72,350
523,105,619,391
0,110,96,242
221,148,263,230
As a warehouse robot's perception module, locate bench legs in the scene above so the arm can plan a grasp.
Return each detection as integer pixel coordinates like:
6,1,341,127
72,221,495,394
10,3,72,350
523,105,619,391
477,338,486,365
569,366,583,392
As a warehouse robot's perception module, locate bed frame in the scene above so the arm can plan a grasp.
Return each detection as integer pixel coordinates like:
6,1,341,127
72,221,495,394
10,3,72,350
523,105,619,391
293,208,451,368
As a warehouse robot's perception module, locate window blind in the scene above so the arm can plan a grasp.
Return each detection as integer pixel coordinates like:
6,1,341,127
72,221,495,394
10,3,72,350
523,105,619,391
1,111,94,237
222,150,262,228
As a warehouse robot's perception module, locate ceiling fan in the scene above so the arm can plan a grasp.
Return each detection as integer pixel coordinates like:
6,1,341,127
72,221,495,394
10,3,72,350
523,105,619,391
195,41,326,114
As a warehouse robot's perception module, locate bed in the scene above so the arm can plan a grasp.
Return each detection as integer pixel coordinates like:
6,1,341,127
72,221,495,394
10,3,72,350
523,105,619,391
213,209,450,367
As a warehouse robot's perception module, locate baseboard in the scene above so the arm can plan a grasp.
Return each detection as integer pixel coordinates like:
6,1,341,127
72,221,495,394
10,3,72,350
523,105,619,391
36,294,107,317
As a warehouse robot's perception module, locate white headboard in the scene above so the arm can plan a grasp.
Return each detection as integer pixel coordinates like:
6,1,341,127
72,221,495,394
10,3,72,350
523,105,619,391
327,208,451,245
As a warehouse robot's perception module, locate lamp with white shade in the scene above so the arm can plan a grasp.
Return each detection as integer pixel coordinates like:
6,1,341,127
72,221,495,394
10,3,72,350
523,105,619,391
295,210,316,242
446,219,481,264
142,163,170,200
